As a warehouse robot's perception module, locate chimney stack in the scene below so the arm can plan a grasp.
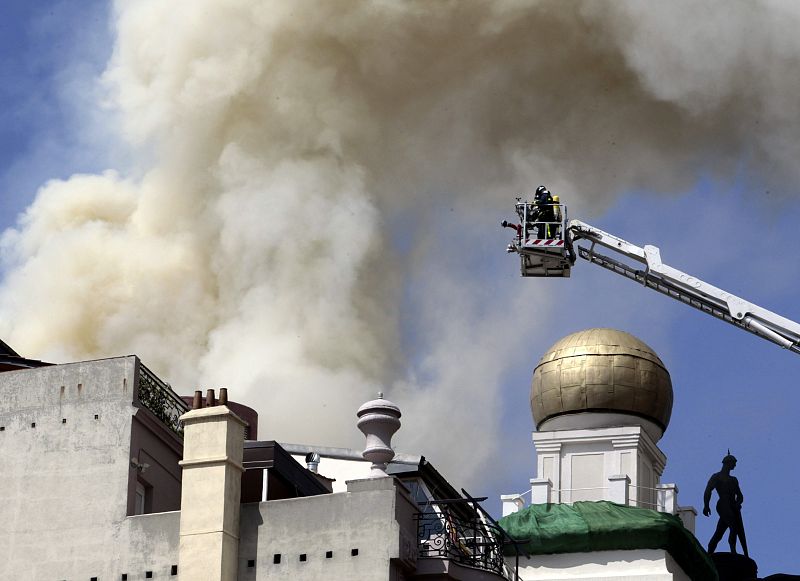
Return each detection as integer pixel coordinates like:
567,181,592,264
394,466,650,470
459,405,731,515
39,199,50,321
177,399,246,580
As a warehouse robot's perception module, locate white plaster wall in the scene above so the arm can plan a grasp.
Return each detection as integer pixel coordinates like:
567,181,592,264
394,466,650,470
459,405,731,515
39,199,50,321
638,457,656,509
569,453,605,502
509,549,690,581
533,426,666,507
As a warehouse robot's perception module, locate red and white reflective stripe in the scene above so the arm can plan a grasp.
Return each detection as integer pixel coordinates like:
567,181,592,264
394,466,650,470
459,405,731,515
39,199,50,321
529,239,565,246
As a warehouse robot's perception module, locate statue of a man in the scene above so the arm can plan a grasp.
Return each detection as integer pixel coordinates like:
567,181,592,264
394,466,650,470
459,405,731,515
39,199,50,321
703,452,748,557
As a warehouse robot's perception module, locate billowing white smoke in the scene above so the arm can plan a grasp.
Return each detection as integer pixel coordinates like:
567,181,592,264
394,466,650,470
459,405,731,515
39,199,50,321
2,0,800,484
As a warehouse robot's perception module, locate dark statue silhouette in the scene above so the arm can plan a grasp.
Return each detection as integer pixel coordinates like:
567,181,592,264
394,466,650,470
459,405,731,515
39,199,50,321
703,452,748,557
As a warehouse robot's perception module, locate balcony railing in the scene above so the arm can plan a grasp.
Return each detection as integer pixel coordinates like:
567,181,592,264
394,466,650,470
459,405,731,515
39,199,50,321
415,498,508,577
137,362,189,437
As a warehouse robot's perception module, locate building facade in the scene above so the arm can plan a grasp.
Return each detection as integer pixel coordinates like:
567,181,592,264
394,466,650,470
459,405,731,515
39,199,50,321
0,354,509,581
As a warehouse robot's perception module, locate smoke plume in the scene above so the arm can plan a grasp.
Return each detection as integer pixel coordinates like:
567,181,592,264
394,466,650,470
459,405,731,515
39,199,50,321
2,0,800,483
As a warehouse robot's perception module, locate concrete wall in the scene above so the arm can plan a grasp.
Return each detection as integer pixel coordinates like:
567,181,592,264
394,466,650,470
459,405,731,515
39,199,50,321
124,511,181,578
0,358,495,581
237,477,418,581
0,357,181,580
129,410,184,514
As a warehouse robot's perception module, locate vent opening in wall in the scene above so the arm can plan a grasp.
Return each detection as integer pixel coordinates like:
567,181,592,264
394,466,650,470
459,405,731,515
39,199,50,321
273,554,281,564
171,564,178,575
299,553,307,562
351,548,359,556
247,559,255,568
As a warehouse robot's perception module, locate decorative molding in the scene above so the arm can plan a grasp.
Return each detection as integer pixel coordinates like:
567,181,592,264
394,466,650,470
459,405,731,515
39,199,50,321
178,456,244,472
533,442,563,453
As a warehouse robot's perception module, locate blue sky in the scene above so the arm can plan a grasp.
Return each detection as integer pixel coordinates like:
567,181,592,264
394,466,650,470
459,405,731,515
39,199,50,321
0,0,111,220
3,2,800,575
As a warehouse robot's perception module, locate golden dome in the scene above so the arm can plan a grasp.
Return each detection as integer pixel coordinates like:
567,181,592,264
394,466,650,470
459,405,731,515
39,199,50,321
531,329,673,432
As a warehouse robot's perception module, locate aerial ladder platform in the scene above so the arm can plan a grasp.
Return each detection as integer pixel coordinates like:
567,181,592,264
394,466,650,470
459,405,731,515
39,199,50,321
503,199,800,355
502,198,573,278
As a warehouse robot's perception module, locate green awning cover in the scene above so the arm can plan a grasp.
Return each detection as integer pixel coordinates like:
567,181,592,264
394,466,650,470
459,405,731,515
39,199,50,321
499,501,717,581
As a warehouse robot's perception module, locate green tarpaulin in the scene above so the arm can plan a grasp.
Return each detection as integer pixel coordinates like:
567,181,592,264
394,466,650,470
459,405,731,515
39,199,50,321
499,501,717,580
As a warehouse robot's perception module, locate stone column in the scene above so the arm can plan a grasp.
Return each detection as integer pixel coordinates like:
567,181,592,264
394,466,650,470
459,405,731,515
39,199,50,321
177,405,247,581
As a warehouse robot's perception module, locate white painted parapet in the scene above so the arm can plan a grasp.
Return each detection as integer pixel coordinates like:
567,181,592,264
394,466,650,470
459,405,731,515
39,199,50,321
677,506,697,534
177,403,247,581
501,494,526,516
656,483,678,514
530,478,552,505
656,484,697,533
608,474,630,505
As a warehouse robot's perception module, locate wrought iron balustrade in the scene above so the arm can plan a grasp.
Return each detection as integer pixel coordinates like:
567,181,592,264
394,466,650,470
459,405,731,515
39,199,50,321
415,499,507,576
137,363,188,437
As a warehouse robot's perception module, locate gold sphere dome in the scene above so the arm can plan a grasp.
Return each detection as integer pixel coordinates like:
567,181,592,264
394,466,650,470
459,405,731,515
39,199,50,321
531,329,673,435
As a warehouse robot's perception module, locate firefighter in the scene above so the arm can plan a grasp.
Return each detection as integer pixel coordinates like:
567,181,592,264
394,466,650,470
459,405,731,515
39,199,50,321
534,185,556,238
552,194,563,237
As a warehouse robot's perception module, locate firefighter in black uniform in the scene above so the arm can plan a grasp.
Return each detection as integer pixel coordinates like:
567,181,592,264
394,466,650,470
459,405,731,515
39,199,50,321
533,185,556,238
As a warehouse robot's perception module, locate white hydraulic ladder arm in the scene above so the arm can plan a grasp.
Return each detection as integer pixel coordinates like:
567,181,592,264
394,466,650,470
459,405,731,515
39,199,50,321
567,219,800,355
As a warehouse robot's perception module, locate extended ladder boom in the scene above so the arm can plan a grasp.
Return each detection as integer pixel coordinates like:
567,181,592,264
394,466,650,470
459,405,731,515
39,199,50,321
567,219,800,355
